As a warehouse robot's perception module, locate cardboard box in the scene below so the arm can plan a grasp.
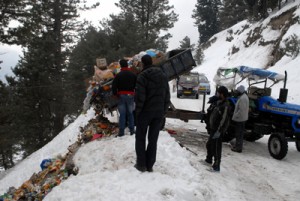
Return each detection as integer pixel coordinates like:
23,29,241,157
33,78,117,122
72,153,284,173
96,58,107,68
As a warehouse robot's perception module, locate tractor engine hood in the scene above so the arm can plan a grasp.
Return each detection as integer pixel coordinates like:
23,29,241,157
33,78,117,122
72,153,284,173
258,96,300,116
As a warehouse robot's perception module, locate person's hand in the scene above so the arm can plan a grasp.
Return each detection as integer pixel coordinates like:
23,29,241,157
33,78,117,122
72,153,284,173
212,131,221,139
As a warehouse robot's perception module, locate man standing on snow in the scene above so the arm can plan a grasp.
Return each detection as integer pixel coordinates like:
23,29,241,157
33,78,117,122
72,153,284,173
112,59,137,137
202,86,230,172
134,54,170,172
231,85,249,153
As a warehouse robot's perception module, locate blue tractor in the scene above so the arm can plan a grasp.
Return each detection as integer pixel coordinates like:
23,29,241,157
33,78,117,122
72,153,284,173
214,66,300,160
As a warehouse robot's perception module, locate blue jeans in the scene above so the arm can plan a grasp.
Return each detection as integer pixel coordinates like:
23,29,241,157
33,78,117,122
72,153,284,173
118,94,135,135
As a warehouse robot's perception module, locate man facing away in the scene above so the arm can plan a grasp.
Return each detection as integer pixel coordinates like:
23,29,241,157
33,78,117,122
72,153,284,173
112,59,137,137
134,54,171,172
231,85,249,153
202,86,230,172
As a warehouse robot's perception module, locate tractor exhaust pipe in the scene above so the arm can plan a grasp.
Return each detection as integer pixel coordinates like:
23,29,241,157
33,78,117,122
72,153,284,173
278,71,288,103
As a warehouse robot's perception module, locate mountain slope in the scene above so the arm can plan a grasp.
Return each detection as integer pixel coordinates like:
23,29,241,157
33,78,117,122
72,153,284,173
194,1,300,102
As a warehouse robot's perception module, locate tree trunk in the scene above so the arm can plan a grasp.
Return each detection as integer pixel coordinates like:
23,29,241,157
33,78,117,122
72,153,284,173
0,147,8,170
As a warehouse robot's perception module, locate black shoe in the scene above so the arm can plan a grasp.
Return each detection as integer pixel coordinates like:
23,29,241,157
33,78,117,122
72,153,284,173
207,166,220,172
231,148,242,153
200,159,212,166
134,164,146,172
130,129,136,135
147,167,153,172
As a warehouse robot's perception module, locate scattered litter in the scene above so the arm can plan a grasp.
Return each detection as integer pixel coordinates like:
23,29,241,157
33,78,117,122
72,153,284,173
167,129,177,135
0,115,119,201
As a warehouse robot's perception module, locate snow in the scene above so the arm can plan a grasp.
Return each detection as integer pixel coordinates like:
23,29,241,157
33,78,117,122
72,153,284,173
2,1,300,200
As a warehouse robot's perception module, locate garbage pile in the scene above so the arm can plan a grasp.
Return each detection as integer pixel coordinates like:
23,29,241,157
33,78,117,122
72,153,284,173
0,116,119,201
82,49,166,115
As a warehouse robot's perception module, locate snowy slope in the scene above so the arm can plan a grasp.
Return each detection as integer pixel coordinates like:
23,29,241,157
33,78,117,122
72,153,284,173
193,0,300,102
1,1,300,201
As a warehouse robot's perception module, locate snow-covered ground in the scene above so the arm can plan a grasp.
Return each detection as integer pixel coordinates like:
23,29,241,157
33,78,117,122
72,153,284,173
1,92,300,201
2,1,300,200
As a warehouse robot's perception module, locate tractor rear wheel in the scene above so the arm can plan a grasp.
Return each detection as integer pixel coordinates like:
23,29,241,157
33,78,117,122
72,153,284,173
268,133,288,160
296,140,300,152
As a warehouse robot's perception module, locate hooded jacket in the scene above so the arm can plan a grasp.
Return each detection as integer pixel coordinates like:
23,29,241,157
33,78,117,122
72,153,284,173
135,65,170,117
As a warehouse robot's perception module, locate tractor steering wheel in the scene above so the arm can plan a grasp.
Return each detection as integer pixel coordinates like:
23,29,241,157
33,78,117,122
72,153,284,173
252,88,266,97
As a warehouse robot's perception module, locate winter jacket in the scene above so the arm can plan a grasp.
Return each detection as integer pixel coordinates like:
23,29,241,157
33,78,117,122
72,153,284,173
232,93,249,122
135,65,171,117
112,68,137,95
209,99,231,134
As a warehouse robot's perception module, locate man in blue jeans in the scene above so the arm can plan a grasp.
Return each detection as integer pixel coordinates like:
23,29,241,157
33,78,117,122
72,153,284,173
112,59,137,137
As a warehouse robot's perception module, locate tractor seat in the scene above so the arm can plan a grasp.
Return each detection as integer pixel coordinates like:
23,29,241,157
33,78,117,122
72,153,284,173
248,86,272,99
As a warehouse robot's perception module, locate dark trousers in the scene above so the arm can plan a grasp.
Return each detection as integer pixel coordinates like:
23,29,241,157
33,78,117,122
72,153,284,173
135,111,164,169
206,134,223,169
233,121,245,151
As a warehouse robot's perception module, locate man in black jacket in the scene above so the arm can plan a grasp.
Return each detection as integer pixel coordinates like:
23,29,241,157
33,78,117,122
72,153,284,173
112,59,137,137
202,86,230,172
134,54,171,172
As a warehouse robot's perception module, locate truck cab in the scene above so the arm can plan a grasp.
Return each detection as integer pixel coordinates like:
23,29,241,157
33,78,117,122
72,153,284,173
177,72,200,99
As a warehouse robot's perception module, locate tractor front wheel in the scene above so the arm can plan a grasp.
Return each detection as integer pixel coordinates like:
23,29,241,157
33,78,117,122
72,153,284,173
268,133,288,160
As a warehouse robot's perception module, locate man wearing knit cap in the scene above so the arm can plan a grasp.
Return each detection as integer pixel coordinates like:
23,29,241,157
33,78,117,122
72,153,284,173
231,85,249,153
112,59,137,137
202,86,230,172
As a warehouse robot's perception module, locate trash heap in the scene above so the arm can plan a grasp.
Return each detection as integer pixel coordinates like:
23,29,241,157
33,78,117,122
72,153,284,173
83,48,166,114
0,116,118,201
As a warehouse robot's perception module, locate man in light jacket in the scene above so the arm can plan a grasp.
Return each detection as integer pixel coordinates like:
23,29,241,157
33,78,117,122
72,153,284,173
231,85,249,153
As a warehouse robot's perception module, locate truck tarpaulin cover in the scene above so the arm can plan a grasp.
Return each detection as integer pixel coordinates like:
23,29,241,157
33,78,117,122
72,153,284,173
213,66,285,90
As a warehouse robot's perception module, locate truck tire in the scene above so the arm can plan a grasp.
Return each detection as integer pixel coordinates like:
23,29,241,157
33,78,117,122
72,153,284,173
196,94,199,99
268,133,288,160
296,140,300,152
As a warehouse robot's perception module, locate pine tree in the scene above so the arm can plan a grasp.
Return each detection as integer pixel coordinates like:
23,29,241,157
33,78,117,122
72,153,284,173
192,0,221,44
194,43,204,65
65,26,113,115
178,36,195,51
3,0,99,158
0,0,27,43
0,81,19,170
115,0,178,50
219,0,249,30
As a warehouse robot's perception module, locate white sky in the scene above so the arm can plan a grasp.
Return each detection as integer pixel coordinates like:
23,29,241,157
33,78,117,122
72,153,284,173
0,0,198,82
80,0,199,50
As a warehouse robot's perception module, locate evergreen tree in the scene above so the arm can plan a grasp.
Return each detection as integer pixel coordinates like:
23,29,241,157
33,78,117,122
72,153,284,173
0,81,19,170
194,43,204,65
115,0,178,50
3,0,99,158
219,0,249,30
0,0,27,43
178,36,195,51
192,0,221,44
64,26,113,115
